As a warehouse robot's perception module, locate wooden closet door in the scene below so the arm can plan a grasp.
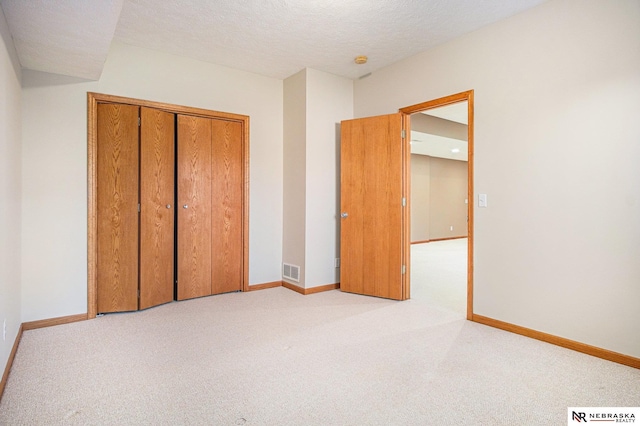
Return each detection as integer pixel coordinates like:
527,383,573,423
177,115,212,300
97,103,140,313
139,107,175,309
211,120,243,294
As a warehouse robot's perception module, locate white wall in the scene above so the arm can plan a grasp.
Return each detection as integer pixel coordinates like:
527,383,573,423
282,68,353,289
305,68,353,287
355,0,640,358
0,4,22,376
411,155,430,241
429,157,468,240
21,41,283,321
283,70,307,286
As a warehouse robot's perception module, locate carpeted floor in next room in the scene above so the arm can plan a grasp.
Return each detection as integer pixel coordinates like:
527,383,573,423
1,239,638,425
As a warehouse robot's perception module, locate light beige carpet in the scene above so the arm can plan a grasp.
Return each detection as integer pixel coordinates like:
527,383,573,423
1,242,639,424
411,238,468,315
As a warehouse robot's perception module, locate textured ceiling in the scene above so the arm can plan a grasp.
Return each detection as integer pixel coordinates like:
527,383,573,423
411,132,468,162
0,0,124,80
422,102,468,125
1,0,548,80
412,101,468,160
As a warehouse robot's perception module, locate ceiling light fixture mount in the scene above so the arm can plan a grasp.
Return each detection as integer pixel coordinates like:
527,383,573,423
354,55,368,65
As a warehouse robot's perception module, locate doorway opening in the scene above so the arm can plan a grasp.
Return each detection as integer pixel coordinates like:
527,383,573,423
400,91,474,319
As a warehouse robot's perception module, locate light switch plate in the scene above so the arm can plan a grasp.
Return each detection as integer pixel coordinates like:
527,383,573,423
479,194,488,208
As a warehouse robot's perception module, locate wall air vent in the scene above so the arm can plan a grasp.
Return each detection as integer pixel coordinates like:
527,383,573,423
283,263,300,282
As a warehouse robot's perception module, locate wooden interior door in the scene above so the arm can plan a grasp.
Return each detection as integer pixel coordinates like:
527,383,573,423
211,120,243,294
97,103,140,313
340,113,406,300
177,115,212,300
139,107,175,309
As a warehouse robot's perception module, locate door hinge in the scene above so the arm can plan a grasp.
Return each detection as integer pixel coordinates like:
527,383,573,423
138,203,141,212
138,117,141,126
401,129,406,139
402,197,406,207
402,265,406,275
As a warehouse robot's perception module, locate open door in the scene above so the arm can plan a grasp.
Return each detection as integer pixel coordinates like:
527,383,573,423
400,90,474,319
340,113,409,300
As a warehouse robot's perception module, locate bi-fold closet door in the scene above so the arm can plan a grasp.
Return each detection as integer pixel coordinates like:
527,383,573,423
97,104,175,313
96,104,243,314
176,114,243,301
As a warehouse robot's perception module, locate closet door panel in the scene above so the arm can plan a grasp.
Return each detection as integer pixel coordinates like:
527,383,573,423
140,107,175,310
97,103,140,313
211,120,243,294
177,115,212,300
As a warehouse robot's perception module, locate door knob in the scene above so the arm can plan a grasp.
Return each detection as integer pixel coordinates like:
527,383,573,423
166,204,171,209
183,205,188,209
341,212,348,218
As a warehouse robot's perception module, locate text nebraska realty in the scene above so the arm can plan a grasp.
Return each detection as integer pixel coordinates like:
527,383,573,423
574,411,636,423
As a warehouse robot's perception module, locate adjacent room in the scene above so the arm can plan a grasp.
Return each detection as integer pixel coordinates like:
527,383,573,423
410,101,470,315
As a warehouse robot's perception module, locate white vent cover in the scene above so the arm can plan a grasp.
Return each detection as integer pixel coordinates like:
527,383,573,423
283,263,300,282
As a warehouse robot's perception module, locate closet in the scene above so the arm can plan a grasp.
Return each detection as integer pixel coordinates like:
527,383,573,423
90,94,248,315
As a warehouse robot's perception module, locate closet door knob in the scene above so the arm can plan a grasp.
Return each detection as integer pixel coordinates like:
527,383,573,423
166,204,171,209
183,205,188,209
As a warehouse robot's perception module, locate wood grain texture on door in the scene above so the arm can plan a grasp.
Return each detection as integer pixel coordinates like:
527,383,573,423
97,103,140,313
177,115,212,300
140,107,175,310
211,120,243,294
88,92,251,318
340,113,404,300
